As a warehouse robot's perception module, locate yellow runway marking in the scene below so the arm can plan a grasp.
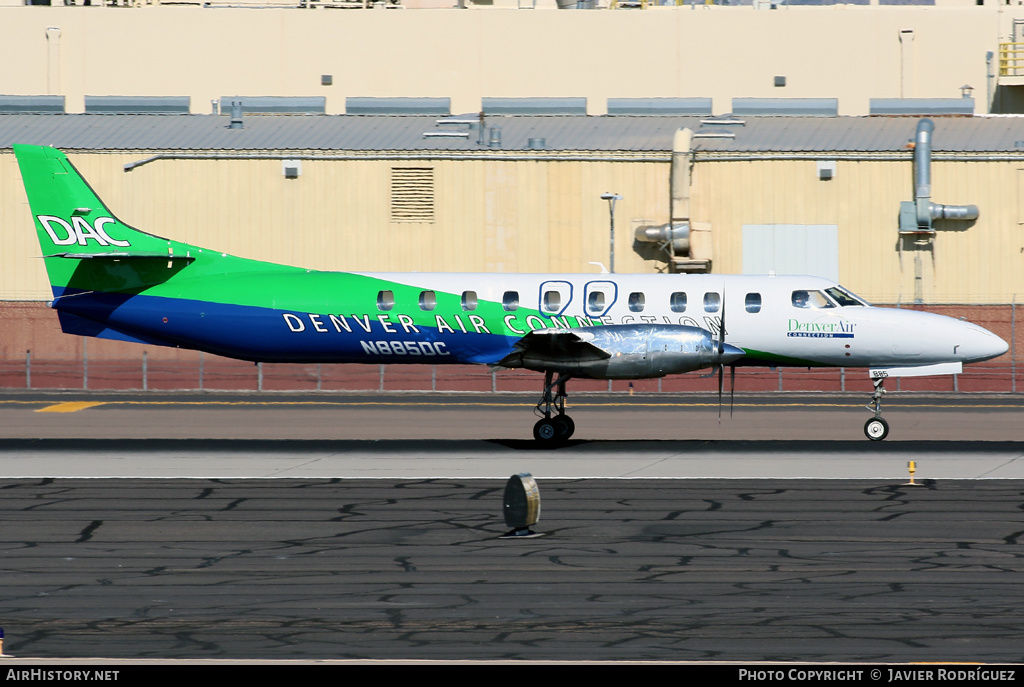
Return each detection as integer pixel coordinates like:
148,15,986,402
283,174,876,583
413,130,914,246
35,401,106,413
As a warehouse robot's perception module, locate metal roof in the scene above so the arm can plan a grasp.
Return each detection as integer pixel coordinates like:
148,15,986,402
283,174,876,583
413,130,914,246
0,113,1021,154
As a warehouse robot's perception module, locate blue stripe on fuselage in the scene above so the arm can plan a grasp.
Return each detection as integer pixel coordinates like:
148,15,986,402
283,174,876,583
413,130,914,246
50,289,519,364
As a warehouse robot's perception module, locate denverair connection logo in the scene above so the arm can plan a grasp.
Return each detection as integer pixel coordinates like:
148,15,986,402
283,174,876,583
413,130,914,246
787,318,856,339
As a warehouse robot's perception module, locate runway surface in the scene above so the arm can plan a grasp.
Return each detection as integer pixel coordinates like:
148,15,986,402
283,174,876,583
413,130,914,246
1,391,1023,662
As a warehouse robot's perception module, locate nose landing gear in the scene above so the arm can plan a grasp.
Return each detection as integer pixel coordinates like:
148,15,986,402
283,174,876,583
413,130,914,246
533,371,575,444
864,377,889,441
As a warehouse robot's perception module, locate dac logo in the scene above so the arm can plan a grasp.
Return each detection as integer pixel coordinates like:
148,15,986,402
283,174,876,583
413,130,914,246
37,215,130,248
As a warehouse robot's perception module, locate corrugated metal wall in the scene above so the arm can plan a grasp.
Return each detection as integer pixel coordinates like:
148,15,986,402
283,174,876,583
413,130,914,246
0,152,671,298
1,151,1020,304
693,156,1023,304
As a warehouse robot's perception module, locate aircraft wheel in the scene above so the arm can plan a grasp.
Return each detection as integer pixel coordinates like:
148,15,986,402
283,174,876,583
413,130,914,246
533,418,558,443
864,417,889,442
555,415,575,440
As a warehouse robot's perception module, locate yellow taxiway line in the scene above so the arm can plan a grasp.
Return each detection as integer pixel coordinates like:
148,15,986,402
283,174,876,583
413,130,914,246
35,401,107,413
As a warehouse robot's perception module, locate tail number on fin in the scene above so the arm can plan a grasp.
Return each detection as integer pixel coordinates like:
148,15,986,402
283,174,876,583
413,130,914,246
38,215,130,248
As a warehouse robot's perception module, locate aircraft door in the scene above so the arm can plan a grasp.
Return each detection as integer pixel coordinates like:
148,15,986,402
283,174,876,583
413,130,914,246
538,281,573,316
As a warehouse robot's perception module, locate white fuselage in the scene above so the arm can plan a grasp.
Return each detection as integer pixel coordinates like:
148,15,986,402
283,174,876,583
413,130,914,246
355,272,1007,370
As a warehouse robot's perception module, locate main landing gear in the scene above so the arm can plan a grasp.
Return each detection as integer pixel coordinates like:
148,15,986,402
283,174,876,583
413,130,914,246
533,370,575,444
864,377,890,441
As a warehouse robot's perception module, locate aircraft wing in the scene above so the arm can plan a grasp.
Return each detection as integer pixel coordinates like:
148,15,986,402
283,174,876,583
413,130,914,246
493,329,612,369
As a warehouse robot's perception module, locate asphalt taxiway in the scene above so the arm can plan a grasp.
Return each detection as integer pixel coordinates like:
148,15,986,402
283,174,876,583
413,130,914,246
1,391,1022,662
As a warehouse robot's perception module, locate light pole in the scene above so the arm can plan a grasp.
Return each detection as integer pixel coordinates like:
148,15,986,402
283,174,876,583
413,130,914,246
600,192,622,273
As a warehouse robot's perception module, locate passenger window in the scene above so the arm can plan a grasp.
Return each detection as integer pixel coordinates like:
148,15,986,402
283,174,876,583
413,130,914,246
542,290,561,313
377,290,394,311
745,293,762,314
670,292,687,313
588,291,606,314
503,291,519,312
419,290,436,311
627,292,645,313
461,291,478,311
703,292,721,313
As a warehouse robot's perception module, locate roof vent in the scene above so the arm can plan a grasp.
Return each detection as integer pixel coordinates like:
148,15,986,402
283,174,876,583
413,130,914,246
229,101,243,129
869,98,974,116
731,98,838,117
482,97,586,115
346,97,450,116
84,96,190,115
219,96,325,115
0,95,65,114
607,98,712,116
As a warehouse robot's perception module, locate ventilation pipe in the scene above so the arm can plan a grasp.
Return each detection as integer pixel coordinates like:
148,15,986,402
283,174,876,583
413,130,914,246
633,128,711,272
909,118,978,231
229,101,243,130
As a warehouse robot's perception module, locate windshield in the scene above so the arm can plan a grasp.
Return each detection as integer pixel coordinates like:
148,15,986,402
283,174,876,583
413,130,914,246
825,286,869,307
791,290,835,309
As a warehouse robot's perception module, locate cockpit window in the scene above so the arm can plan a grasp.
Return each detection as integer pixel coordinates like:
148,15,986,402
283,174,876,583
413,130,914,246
792,290,835,309
825,286,868,307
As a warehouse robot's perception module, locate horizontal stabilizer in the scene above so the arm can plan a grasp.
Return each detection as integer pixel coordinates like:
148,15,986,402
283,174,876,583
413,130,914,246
45,252,196,262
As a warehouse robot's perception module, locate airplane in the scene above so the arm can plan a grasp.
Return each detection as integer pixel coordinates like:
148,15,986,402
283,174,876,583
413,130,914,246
13,144,1009,443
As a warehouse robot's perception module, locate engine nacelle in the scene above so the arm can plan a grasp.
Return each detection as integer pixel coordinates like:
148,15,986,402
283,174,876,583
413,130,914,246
518,325,744,380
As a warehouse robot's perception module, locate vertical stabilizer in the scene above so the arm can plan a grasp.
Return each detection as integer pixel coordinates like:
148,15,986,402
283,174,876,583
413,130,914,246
14,144,176,294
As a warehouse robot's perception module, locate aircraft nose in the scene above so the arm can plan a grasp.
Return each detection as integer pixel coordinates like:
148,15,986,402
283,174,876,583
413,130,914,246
959,323,1008,363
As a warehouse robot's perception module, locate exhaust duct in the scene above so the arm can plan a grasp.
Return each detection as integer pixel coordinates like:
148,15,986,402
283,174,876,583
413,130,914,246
901,118,978,234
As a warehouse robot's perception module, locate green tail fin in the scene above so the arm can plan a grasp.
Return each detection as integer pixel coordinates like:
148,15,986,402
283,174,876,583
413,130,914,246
14,144,183,293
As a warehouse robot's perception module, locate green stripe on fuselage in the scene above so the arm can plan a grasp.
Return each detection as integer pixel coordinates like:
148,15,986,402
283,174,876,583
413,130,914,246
738,348,828,367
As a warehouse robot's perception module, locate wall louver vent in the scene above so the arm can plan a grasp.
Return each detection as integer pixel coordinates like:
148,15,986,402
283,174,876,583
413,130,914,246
390,167,435,223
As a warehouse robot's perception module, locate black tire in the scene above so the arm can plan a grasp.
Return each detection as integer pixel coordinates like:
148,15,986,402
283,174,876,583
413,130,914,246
533,418,558,442
864,417,889,441
555,415,576,440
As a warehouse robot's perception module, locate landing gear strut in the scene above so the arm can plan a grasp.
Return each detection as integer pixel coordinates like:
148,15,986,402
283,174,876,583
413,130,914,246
533,371,575,444
864,377,889,441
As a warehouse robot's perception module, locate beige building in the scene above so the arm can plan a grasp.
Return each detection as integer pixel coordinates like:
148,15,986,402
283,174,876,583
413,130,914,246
1,112,1021,305
2,2,1024,115
1,1,1023,305
0,2,1021,389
